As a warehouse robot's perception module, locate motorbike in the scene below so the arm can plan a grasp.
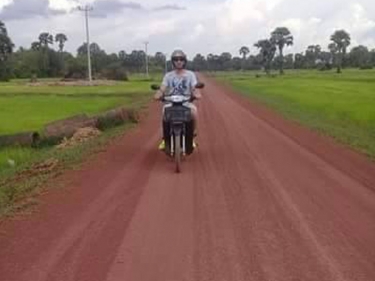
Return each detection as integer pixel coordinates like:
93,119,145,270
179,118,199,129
151,83,205,173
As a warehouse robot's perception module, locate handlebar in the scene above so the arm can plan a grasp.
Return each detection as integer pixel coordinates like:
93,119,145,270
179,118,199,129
151,82,204,103
150,82,205,91
161,95,195,103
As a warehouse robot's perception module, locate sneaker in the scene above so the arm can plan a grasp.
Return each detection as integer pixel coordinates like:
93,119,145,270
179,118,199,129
159,139,196,150
193,139,198,148
158,140,165,150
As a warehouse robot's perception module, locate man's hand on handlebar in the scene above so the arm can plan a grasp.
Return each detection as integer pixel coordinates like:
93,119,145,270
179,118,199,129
154,85,167,101
192,89,202,100
154,90,164,101
191,82,204,100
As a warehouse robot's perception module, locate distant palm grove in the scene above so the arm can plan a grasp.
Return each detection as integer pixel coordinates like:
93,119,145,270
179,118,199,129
0,20,374,81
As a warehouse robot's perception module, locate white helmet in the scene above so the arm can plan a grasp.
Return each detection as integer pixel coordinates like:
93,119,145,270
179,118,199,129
171,49,187,68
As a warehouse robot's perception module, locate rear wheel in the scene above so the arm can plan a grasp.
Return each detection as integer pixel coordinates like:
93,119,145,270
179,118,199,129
174,134,181,173
185,120,194,155
163,121,171,154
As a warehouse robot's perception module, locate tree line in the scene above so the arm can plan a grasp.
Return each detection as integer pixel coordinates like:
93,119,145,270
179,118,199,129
1,20,374,81
193,28,372,75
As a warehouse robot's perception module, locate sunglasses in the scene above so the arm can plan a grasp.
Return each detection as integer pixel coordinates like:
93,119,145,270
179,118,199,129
172,57,185,62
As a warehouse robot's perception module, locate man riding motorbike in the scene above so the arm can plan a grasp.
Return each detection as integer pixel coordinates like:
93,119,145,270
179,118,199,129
154,50,202,150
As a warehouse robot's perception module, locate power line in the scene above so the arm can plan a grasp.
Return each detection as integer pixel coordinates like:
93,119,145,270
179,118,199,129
78,5,93,83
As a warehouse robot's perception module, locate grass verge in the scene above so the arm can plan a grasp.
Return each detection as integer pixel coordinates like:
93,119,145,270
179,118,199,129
215,69,375,158
0,122,136,217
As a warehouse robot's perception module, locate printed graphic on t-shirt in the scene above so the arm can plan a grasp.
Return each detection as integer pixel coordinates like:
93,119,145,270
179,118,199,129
171,77,188,96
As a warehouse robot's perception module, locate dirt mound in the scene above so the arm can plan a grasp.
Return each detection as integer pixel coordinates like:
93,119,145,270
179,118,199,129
43,115,98,142
29,158,60,175
0,158,59,188
40,108,137,146
57,127,101,149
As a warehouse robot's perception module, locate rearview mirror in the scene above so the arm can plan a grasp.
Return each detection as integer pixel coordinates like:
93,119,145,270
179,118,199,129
195,82,205,89
151,84,160,91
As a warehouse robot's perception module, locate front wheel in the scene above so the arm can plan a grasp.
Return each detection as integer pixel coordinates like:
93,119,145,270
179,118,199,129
174,134,181,173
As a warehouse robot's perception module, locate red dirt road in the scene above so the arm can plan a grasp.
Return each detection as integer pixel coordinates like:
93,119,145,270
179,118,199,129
1,77,375,281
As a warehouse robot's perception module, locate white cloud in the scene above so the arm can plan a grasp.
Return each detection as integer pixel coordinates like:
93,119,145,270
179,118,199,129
216,0,265,36
1,0,375,57
49,0,78,10
0,0,12,10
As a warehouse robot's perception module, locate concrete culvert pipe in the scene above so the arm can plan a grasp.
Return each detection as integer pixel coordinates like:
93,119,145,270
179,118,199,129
96,107,135,129
0,131,40,147
43,115,98,142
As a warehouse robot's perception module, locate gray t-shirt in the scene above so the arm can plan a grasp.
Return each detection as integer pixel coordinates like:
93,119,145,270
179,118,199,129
162,70,198,97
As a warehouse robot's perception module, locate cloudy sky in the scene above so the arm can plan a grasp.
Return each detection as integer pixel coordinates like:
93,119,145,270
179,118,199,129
1,0,375,57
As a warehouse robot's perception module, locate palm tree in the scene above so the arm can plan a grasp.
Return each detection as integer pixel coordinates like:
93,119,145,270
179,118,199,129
0,21,6,34
38,33,53,75
330,30,351,73
38,32,54,48
31,42,41,51
271,27,294,74
55,33,68,53
0,21,14,81
239,46,250,70
239,46,250,59
254,39,276,75
0,21,14,58
55,34,67,73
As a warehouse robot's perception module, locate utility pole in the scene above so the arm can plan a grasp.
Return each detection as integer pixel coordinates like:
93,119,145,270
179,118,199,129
78,5,93,83
144,41,149,78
